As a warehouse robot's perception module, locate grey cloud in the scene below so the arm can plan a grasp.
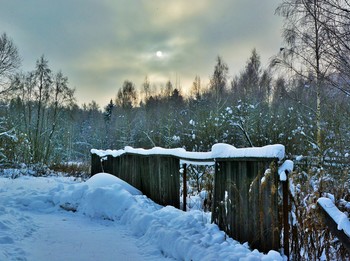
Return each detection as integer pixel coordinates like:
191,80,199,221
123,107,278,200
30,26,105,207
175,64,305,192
0,0,283,106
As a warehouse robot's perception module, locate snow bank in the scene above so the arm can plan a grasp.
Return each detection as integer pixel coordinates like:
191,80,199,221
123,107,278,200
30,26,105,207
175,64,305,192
318,197,350,237
85,173,142,195
51,173,283,260
121,203,282,260
54,173,141,220
0,174,283,260
92,143,285,161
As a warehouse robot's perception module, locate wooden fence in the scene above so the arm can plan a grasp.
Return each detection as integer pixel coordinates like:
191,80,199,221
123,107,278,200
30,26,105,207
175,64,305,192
91,144,289,254
211,158,280,253
91,152,180,208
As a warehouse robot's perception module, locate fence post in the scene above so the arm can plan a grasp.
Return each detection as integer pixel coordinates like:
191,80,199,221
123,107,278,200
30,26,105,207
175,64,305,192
282,170,289,259
183,163,187,211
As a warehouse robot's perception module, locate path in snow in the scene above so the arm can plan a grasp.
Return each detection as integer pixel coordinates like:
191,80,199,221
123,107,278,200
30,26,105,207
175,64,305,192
20,211,170,261
0,176,171,261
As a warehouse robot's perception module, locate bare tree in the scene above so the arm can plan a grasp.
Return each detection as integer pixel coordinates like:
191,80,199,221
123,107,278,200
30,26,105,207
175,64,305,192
318,0,350,95
44,71,75,162
0,33,21,94
142,76,151,102
32,55,52,162
8,56,76,164
271,0,330,155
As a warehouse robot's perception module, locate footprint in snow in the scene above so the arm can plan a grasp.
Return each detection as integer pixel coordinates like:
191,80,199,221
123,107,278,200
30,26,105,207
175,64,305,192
0,236,14,244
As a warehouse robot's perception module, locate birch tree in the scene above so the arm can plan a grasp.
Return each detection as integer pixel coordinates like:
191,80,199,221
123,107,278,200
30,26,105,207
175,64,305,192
272,0,330,156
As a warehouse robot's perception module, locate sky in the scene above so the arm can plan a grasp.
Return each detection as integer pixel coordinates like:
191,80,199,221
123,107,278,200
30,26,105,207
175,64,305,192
0,0,283,107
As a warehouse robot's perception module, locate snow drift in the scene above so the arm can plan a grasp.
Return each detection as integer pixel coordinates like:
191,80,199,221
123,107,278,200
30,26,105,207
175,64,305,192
0,173,283,260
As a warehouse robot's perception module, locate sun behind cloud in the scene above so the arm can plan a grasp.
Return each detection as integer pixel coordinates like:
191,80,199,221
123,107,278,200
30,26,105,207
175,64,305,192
156,51,163,58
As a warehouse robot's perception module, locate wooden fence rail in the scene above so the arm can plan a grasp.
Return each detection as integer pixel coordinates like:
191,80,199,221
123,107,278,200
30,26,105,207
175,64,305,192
91,144,289,255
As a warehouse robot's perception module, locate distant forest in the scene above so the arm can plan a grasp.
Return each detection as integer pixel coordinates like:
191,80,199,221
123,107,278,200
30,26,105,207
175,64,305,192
1,0,350,167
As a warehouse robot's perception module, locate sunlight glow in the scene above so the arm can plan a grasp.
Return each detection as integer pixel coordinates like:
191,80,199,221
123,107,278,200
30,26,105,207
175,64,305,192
156,51,163,57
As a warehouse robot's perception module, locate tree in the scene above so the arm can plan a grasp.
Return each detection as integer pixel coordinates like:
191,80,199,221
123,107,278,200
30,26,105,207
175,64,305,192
103,99,114,123
0,33,21,164
103,99,115,148
209,56,229,100
33,55,52,162
190,75,202,100
44,71,75,162
163,80,174,98
208,56,229,142
318,0,350,95
233,49,271,103
272,0,330,155
142,76,151,102
7,56,76,164
0,33,21,95
237,49,261,99
115,80,137,109
115,80,138,147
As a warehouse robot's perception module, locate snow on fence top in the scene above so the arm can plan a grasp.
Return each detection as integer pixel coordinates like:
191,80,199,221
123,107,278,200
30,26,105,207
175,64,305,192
91,143,285,161
278,160,294,181
318,197,350,237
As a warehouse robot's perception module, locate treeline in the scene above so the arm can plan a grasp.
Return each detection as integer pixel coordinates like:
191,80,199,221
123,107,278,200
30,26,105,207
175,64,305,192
90,49,349,162
1,49,348,166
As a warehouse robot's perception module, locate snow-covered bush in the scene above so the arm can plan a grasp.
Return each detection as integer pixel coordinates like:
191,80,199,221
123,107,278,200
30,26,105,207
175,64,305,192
288,166,350,260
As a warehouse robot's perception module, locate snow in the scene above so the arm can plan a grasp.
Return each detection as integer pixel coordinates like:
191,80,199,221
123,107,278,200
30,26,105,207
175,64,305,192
211,143,285,161
180,159,215,166
278,160,294,181
85,173,142,195
317,197,350,237
0,173,283,261
295,155,303,161
92,143,285,161
261,169,271,184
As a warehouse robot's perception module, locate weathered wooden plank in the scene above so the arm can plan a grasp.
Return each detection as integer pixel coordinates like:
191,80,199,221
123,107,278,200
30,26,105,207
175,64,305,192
212,158,281,253
212,161,227,231
258,160,279,253
91,153,102,175
282,176,290,258
248,161,261,250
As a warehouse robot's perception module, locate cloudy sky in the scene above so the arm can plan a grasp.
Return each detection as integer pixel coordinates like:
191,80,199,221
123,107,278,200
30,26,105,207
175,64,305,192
0,0,283,106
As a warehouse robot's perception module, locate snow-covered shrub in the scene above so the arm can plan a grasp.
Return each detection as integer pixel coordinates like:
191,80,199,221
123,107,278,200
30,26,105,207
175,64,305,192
288,167,350,260
49,162,90,179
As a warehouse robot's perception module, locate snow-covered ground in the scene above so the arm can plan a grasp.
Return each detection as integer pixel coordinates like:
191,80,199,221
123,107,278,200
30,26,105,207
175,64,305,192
0,173,284,261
